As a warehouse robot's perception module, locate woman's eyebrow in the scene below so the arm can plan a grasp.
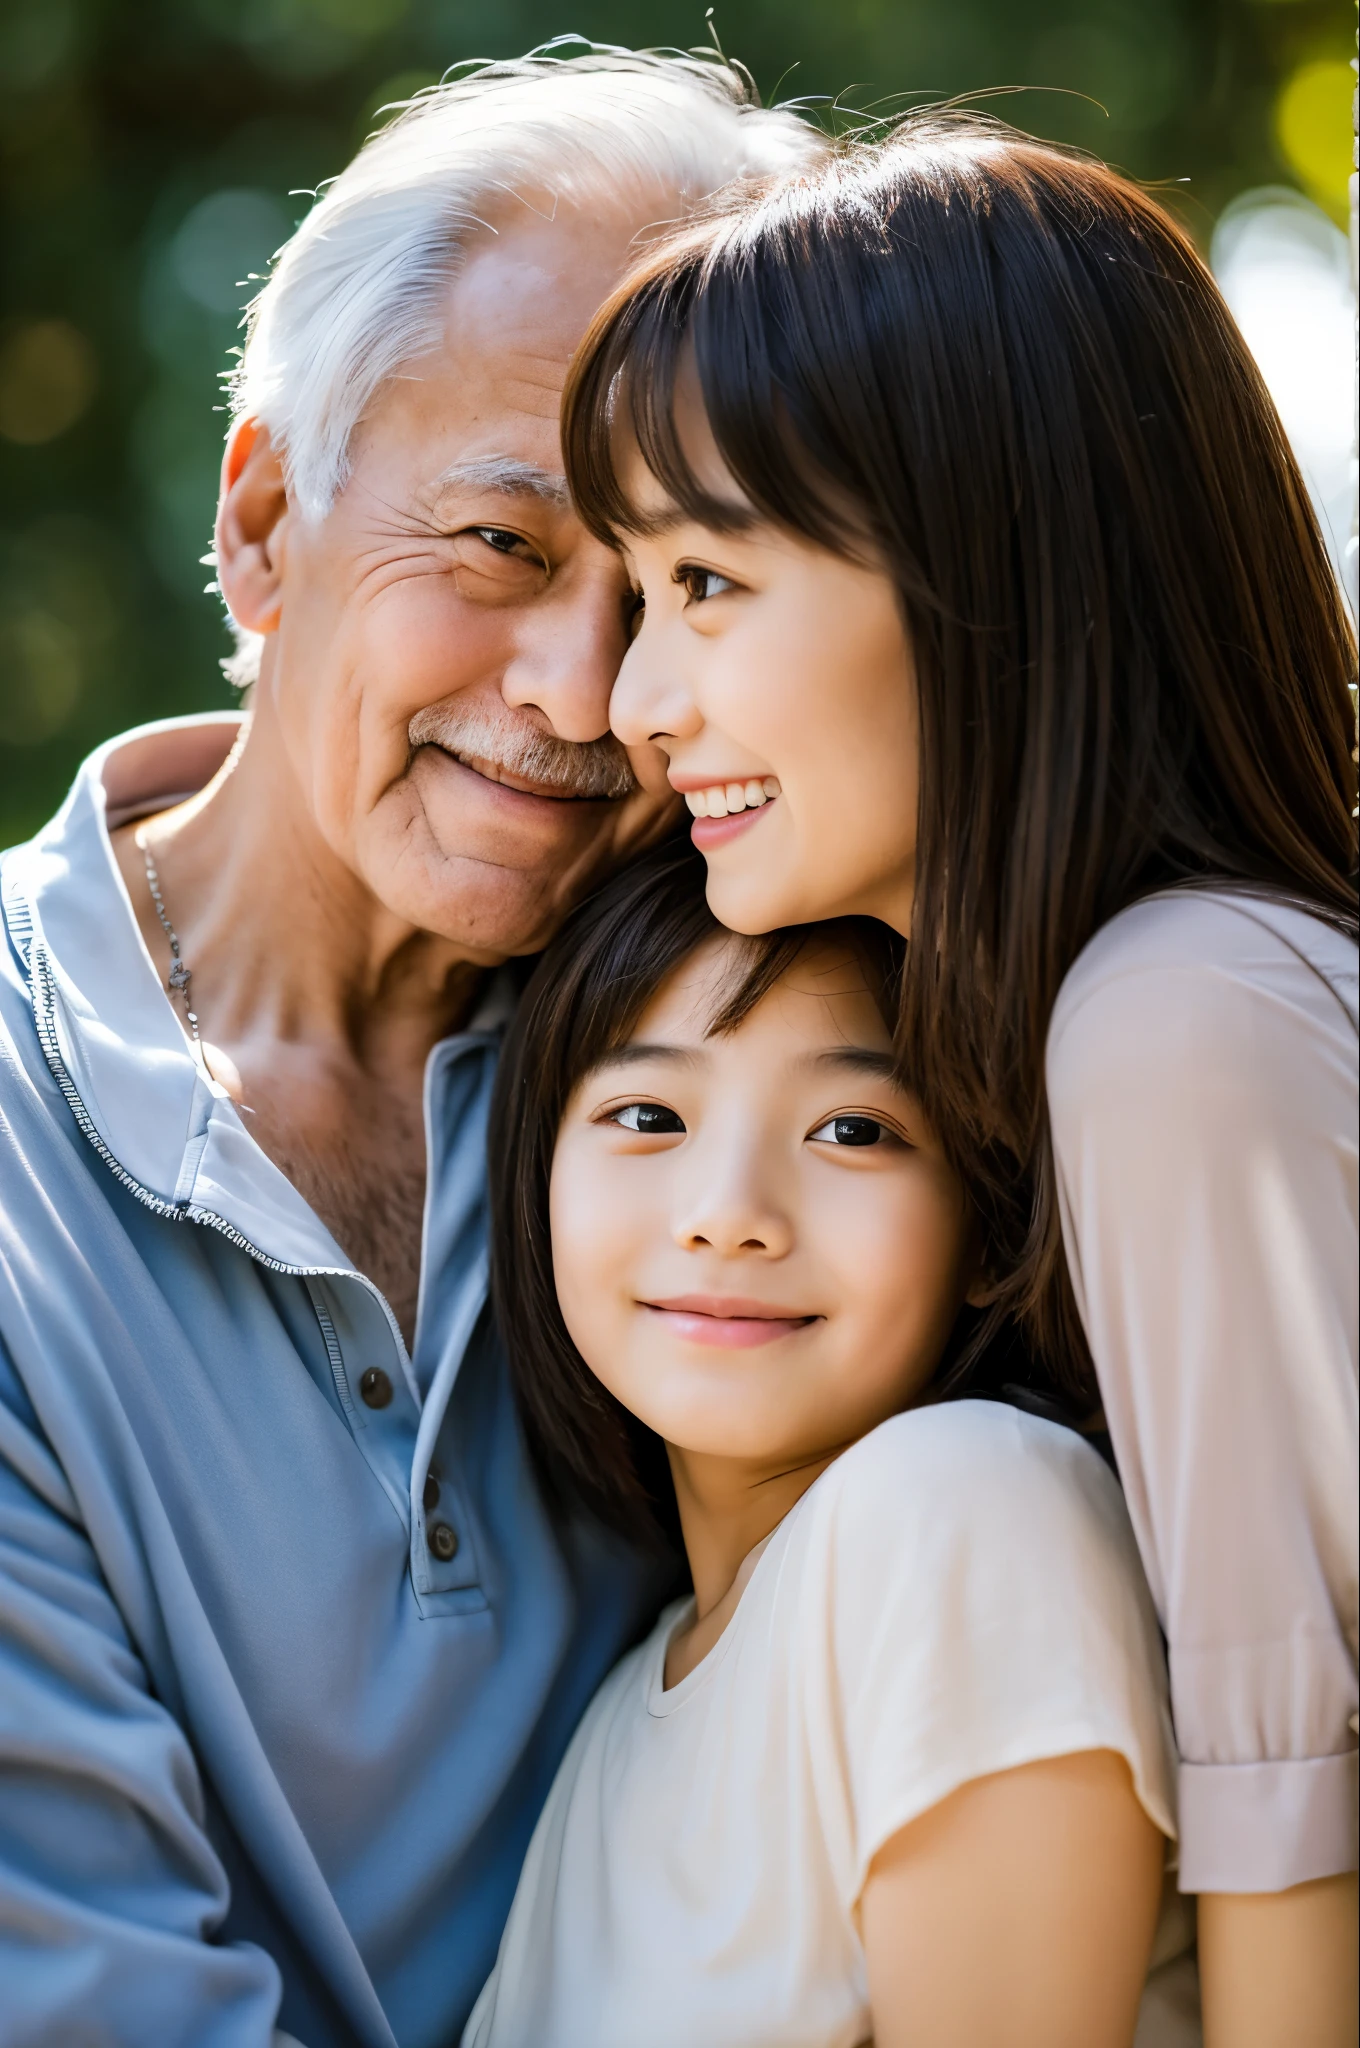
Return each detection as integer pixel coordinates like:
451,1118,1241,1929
627,497,761,540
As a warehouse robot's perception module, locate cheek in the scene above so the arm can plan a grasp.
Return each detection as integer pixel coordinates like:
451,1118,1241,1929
283,551,525,825
363,570,512,716
548,1143,652,1378
817,1172,969,1362
698,600,917,929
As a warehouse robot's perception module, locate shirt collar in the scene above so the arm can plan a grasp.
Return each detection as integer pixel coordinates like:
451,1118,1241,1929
2,713,509,1274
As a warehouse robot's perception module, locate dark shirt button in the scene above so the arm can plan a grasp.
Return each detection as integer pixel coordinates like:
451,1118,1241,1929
427,1521,459,1563
422,1472,441,1512
358,1367,393,1410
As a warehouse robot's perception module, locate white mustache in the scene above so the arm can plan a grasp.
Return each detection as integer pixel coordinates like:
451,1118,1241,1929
408,699,637,801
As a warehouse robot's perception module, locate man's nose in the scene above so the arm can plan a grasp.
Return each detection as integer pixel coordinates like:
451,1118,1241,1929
499,554,630,743
609,622,703,751
673,1143,794,1261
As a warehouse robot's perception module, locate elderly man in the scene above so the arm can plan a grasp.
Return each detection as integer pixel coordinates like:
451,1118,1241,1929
0,51,818,2048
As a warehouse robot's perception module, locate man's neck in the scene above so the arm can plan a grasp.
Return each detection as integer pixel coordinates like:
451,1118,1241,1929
111,707,490,1072
108,707,491,1345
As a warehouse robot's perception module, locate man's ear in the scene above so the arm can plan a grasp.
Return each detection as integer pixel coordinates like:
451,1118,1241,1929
215,418,289,636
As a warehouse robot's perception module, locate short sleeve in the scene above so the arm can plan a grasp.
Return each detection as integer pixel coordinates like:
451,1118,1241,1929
1047,894,1359,1893
806,1404,1178,1902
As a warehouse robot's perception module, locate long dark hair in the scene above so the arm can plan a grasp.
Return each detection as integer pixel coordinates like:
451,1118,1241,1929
489,837,946,1542
562,112,1359,1405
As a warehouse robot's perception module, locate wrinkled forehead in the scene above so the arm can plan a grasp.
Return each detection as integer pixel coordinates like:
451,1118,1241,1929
349,199,698,500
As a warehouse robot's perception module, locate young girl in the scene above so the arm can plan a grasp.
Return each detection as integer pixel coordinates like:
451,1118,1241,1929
562,114,1358,2044
464,839,1182,2048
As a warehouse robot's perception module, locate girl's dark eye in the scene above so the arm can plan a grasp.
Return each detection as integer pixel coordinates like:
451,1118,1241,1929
612,1102,686,1135
810,1114,888,1147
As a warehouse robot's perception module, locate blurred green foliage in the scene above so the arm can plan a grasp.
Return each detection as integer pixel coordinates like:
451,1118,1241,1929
1,0,1354,847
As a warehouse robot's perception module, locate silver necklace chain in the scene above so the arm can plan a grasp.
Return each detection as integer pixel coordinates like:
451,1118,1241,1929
137,833,201,1048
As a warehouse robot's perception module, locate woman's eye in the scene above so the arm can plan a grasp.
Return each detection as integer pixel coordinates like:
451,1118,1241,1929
809,1114,890,1148
626,589,646,639
611,1102,686,1136
677,564,735,605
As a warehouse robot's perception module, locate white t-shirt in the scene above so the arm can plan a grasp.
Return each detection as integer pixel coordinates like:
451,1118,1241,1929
463,1402,1181,2048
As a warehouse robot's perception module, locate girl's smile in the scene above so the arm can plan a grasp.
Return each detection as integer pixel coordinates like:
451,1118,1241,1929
641,1295,818,1347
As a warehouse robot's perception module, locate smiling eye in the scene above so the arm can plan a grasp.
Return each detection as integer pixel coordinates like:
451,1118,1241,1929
611,1102,686,1135
472,526,537,559
677,564,735,605
809,1114,889,1148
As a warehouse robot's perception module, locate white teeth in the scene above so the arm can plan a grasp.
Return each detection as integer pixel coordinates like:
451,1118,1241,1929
683,775,782,820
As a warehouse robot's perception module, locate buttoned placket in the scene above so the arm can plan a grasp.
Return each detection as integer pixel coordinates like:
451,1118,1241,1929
9,771,507,1617
276,1024,502,1615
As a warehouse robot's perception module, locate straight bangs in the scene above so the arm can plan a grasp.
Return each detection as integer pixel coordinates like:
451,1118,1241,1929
562,205,877,564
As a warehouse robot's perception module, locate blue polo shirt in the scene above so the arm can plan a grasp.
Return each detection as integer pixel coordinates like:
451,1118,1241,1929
0,716,660,2048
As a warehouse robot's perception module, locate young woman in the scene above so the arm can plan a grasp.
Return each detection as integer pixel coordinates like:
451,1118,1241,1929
560,116,1358,2045
467,840,1180,2048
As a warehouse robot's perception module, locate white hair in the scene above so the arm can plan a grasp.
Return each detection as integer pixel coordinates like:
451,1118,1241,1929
231,45,822,524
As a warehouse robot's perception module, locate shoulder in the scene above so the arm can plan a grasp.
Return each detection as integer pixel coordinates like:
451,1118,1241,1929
784,1408,1173,1844
801,1403,1140,1599
1048,891,1357,1139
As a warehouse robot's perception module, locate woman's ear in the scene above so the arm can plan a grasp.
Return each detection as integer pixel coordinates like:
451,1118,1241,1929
215,418,288,636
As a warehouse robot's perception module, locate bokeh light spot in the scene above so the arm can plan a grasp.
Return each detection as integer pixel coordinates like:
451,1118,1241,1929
170,189,295,315
0,612,82,745
0,320,97,446
1274,58,1354,217
1212,187,1356,609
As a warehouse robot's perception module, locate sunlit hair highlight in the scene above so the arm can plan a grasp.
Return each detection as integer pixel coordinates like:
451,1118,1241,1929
218,43,823,683
233,46,821,523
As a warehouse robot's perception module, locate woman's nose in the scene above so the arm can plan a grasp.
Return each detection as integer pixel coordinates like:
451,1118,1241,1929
609,624,703,750
673,1154,794,1262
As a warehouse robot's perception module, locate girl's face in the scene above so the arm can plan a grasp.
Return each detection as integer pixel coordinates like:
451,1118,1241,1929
549,936,976,1471
608,430,919,939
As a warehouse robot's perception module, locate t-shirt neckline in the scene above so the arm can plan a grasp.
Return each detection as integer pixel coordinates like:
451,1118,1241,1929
644,1512,796,1719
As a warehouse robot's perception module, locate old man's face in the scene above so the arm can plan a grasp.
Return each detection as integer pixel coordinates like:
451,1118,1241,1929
216,201,678,959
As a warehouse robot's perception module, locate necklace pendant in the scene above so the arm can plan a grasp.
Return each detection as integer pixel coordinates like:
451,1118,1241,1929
168,962,192,994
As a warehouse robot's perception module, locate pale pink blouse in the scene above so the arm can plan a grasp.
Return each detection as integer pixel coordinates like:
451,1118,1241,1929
1047,890,1358,1895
